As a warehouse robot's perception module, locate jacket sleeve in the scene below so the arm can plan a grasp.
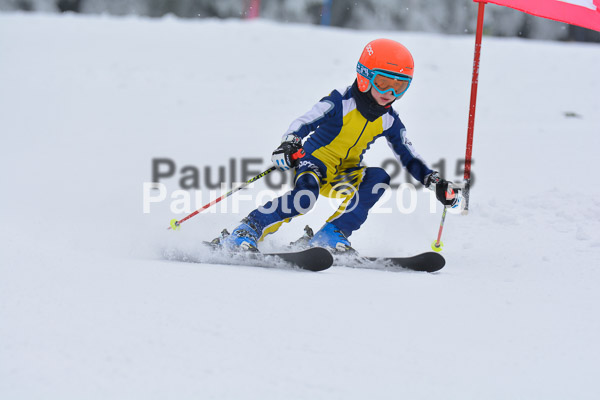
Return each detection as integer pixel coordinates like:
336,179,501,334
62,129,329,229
384,115,433,185
282,90,340,140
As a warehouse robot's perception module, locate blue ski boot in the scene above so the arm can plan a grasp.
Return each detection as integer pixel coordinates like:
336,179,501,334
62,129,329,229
309,222,353,253
218,217,262,252
289,225,314,250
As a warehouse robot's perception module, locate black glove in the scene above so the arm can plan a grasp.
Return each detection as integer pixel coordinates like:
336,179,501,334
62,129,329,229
425,171,459,207
271,134,305,171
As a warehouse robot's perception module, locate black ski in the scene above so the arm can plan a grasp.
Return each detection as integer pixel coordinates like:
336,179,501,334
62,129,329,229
163,246,333,272
335,252,445,273
268,247,333,272
289,226,445,273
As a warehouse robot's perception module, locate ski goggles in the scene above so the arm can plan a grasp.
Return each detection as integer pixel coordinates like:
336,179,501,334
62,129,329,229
357,62,412,97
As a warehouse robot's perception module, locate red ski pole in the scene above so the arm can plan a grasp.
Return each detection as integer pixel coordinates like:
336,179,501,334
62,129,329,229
432,207,448,252
431,185,462,252
168,149,305,230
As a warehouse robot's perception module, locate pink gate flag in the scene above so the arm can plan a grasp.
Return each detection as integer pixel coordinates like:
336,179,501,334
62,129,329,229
480,0,600,31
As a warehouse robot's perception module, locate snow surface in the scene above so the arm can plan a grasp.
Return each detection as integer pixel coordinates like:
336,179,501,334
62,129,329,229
1,12,600,399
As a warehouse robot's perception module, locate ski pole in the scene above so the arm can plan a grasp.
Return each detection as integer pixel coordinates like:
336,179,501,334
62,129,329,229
168,167,275,230
431,184,463,252
431,207,448,252
168,149,305,230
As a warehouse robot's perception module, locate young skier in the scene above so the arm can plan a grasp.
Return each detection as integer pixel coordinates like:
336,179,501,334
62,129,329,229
216,38,458,252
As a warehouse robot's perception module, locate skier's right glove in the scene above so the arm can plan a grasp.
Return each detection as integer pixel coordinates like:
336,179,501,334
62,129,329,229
425,171,459,207
271,134,305,171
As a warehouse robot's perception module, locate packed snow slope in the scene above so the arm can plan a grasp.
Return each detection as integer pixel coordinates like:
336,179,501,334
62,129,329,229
1,12,600,400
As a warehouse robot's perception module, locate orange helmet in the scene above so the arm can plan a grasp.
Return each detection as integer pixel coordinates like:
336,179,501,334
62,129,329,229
356,38,414,93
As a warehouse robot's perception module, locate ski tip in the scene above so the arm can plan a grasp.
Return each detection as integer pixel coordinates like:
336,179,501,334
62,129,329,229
422,251,445,272
307,246,333,256
299,247,334,271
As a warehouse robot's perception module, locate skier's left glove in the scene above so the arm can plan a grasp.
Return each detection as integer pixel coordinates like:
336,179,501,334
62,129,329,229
271,134,305,171
425,171,460,207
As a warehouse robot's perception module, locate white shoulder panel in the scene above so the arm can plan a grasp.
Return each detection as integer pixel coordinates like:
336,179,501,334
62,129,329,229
382,113,395,131
284,100,335,137
342,97,357,117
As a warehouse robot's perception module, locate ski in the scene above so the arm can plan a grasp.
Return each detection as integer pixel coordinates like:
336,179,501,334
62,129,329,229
289,226,445,273
163,246,333,272
268,247,333,272
335,252,445,273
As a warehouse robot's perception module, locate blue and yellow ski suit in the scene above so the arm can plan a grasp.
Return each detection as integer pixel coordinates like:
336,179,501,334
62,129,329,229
249,82,433,239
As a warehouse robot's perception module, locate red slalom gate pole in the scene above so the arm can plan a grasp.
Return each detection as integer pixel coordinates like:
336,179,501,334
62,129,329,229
462,0,486,215
431,1,485,250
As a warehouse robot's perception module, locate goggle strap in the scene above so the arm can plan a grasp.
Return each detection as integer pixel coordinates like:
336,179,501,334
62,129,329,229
356,62,373,80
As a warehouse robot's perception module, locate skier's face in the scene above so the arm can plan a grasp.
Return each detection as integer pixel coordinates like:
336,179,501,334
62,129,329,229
370,86,396,106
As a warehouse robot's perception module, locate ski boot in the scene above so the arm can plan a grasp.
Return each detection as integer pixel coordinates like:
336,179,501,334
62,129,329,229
207,229,230,248
309,222,354,253
289,225,315,250
214,217,262,252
